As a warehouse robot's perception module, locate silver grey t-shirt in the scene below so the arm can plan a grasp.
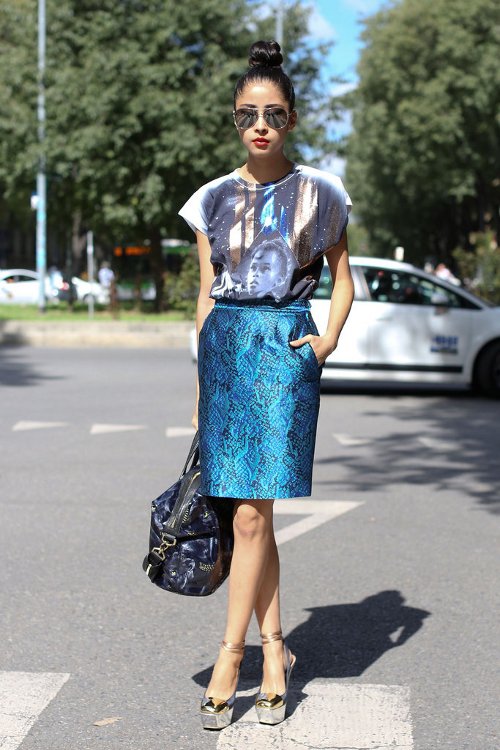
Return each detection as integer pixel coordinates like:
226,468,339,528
178,163,352,302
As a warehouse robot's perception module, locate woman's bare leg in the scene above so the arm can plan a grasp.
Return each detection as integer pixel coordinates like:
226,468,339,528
254,530,291,695
205,499,274,700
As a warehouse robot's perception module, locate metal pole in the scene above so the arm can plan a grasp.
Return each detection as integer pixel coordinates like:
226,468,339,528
276,1,284,45
36,0,47,313
86,231,95,319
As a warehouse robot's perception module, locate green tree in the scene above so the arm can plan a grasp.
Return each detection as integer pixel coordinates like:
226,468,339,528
345,0,500,263
0,0,37,228
453,231,500,303
0,0,339,310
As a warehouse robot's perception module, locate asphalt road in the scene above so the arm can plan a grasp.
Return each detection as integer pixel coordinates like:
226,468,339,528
0,346,498,750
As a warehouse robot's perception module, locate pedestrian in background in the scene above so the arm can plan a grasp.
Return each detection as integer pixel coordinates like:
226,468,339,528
97,261,115,289
434,262,461,286
179,40,354,730
98,260,115,305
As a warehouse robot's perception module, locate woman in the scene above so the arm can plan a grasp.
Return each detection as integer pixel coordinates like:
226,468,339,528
179,40,354,730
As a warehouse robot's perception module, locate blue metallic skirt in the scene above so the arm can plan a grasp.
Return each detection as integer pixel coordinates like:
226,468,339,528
197,298,322,500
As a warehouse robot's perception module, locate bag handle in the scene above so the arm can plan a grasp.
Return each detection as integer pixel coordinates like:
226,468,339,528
180,430,200,478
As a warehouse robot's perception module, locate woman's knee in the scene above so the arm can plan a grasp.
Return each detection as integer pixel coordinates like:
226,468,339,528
233,501,272,541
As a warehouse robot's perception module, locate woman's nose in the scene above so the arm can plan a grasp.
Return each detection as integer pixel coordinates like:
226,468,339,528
254,113,268,132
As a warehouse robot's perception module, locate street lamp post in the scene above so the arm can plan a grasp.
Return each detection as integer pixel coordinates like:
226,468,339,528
275,1,284,44
36,0,47,313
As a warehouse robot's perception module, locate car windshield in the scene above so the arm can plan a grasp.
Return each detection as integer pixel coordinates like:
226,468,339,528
317,262,496,308
360,266,491,310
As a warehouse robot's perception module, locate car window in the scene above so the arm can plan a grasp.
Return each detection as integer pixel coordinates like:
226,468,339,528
315,268,333,299
361,266,476,309
3,274,36,284
316,265,365,301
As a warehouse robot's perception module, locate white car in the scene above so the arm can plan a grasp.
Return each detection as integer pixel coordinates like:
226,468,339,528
0,269,52,304
190,257,500,397
71,277,108,304
312,257,500,397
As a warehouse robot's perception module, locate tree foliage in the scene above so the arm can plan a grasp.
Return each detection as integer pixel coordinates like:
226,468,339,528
0,0,338,308
345,0,500,263
453,231,500,304
0,0,37,225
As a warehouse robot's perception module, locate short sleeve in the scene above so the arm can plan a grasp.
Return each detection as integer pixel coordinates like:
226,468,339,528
314,172,352,255
343,181,353,214
178,184,213,235
329,174,352,216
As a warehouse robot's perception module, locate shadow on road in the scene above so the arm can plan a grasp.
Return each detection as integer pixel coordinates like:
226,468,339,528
192,590,430,717
316,389,500,515
320,380,473,399
0,345,61,387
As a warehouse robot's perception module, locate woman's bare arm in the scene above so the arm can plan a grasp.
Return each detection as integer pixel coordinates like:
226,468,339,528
290,229,354,365
322,229,354,352
192,230,216,429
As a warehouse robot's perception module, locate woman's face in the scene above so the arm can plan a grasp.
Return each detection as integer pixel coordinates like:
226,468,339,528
234,81,296,159
247,246,286,295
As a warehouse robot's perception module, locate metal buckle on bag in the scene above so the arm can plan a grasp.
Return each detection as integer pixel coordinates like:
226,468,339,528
151,533,177,562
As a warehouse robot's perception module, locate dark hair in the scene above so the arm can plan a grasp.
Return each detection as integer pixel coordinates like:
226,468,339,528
233,40,296,111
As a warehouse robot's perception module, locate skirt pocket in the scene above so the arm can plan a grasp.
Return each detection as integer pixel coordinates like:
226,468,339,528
289,315,322,379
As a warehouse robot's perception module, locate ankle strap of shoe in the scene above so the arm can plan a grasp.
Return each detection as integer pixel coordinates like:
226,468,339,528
260,630,283,644
221,640,245,652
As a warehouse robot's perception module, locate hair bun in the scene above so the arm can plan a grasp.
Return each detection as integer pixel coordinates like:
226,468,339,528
248,40,283,69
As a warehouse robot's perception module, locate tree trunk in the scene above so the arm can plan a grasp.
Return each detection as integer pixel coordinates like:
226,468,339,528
149,227,164,313
71,211,86,274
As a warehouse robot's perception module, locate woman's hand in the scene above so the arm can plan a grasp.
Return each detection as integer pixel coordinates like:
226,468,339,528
192,400,199,430
289,333,337,366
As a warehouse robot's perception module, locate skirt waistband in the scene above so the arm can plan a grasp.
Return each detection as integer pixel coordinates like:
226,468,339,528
213,297,311,312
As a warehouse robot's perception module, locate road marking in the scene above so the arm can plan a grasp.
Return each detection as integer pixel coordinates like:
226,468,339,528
418,436,457,451
166,426,196,438
0,671,69,750
90,423,146,435
333,433,372,447
217,682,413,750
12,421,68,432
273,500,362,546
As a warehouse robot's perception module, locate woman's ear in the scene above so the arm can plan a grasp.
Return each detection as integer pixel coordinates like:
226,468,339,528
288,110,298,131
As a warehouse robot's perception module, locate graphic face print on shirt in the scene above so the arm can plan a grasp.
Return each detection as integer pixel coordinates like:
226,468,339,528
178,164,352,302
237,230,296,299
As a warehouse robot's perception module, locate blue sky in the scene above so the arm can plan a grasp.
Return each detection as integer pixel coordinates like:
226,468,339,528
308,0,387,85
254,1,389,171
302,0,388,170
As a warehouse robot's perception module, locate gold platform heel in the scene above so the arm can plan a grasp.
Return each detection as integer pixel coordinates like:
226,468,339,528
255,630,296,725
200,640,245,730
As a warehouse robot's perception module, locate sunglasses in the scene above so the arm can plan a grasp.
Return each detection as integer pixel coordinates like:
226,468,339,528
233,107,291,130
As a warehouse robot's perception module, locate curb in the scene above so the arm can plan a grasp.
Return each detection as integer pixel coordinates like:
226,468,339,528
0,320,194,348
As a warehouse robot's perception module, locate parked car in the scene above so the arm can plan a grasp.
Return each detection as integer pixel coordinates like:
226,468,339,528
190,257,500,397
71,277,108,304
0,269,52,304
313,257,500,396
115,280,156,302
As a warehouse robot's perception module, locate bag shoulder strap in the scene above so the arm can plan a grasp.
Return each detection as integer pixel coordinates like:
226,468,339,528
179,431,200,478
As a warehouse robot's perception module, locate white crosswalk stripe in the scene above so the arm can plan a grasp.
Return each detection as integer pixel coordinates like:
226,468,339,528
12,421,68,431
217,682,413,750
273,500,362,546
417,436,458,451
333,433,373,446
166,426,196,438
90,423,146,434
0,672,69,750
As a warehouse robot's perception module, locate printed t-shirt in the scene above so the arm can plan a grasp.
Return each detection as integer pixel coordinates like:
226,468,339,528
178,163,352,302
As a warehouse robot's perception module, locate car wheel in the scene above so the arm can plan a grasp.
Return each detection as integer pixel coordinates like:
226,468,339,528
475,342,500,398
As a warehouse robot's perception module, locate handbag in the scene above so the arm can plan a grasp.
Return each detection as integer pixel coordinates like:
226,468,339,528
142,431,234,596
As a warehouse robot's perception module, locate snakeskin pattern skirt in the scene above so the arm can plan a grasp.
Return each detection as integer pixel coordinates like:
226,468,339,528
197,298,322,500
